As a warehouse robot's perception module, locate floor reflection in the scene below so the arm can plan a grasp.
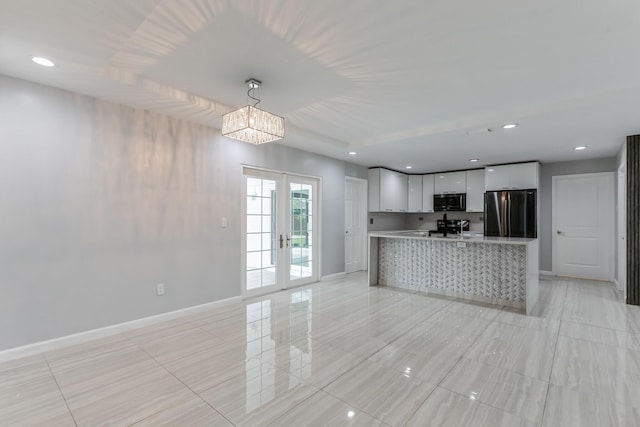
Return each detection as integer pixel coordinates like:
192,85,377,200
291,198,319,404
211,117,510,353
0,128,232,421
244,289,313,414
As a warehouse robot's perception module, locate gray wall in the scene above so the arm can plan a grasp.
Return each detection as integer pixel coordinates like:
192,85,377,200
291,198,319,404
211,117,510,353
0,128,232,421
0,75,366,351
539,158,617,271
367,212,406,232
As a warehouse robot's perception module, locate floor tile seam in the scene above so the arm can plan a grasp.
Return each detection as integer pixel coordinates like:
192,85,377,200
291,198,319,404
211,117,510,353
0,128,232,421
448,356,552,386
133,343,237,427
560,318,640,337
398,318,492,426
41,352,79,427
132,330,232,365
539,281,569,427
437,385,543,425
559,311,633,330
46,347,162,378
556,331,640,353
262,389,326,427
362,297,455,362
488,319,561,338
311,388,393,426
191,357,297,399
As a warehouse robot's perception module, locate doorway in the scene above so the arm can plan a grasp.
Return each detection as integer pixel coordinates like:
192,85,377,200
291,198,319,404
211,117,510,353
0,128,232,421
345,177,367,273
552,172,614,280
242,167,320,297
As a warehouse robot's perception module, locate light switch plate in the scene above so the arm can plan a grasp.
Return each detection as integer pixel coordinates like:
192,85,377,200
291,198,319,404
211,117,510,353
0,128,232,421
221,217,227,228
156,283,165,296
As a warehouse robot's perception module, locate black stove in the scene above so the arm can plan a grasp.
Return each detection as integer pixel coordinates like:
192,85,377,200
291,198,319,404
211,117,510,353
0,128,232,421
427,218,469,237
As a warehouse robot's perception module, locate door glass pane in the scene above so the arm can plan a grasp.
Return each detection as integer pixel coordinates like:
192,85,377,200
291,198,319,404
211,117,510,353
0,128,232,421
290,181,313,280
246,177,277,290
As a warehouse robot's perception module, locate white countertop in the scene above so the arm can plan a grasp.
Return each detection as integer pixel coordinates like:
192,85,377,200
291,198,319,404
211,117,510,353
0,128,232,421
369,230,536,245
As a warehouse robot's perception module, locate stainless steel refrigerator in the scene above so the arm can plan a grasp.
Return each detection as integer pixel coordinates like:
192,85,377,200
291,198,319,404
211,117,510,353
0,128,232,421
484,190,537,238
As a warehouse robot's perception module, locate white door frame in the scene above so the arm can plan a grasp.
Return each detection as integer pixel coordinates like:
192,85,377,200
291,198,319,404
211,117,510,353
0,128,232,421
241,165,322,298
551,172,615,281
617,164,627,295
345,176,368,272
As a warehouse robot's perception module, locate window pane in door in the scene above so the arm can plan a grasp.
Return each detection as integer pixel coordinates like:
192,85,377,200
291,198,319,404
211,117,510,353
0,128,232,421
246,177,277,291
247,196,262,215
290,181,313,282
247,233,261,252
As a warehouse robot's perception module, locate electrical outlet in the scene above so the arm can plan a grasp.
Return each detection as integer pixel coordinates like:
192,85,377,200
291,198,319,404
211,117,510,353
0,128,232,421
156,283,165,296
456,242,467,248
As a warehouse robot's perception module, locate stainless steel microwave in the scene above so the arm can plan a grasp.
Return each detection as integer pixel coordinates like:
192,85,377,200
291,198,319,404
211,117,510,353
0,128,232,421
434,193,466,211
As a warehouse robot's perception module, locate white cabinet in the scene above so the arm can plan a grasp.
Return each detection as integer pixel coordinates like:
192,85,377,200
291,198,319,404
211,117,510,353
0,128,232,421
510,162,539,190
434,171,466,194
368,168,381,211
379,169,396,211
407,175,423,212
422,174,435,212
368,168,408,212
485,162,539,191
465,169,485,212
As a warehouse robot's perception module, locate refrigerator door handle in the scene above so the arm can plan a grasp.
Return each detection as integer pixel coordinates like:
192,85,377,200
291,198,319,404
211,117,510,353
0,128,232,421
506,193,512,237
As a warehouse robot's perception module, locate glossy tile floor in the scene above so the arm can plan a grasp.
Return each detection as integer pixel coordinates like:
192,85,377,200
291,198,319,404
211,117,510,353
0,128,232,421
2,272,640,426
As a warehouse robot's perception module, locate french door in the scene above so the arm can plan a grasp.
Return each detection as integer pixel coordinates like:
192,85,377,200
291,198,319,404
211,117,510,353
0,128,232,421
242,167,319,297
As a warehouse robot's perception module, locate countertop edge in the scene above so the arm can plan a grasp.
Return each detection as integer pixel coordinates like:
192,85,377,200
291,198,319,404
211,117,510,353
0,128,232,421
369,231,536,245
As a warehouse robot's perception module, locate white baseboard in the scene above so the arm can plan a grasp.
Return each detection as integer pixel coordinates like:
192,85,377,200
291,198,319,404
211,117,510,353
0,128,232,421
321,272,346,281
0,295,242,363
613,278,622,291
539,270,554,277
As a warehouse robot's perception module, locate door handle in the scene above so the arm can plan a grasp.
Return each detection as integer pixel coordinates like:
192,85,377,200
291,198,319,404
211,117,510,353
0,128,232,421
557,230,563,235
286,235,290,248
279,234,284,248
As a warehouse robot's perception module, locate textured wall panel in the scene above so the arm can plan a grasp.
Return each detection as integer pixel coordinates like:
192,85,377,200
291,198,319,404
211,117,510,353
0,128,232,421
628,135,640,306
377,238,527,303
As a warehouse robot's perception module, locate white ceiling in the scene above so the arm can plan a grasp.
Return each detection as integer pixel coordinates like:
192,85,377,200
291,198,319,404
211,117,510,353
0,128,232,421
1,0,639,172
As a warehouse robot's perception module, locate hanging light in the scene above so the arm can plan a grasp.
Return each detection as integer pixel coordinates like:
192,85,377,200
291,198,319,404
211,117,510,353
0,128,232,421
222,79,285,144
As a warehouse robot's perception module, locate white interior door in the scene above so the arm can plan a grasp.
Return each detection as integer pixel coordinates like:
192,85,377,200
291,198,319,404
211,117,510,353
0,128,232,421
242,167,319,297
617,165,626,294
552,172,614,280
345,177,367,273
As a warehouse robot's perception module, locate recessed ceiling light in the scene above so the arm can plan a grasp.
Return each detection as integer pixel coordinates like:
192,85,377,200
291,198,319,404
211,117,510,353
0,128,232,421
405,166,412,169
487,168,495,172
573,146,587,151
348,151,357,155
503,123,518,129
469,159,479,163
32,56,55,67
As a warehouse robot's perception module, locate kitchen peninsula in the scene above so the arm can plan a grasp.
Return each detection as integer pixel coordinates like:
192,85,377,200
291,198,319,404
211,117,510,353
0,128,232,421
368,232,539,314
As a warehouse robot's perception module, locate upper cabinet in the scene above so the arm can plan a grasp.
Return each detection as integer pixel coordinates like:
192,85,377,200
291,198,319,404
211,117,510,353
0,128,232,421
485,162,539,191
434,171,466,194
465,169,485,212
422,174,435,213
407,175,423,212
368,168,408,212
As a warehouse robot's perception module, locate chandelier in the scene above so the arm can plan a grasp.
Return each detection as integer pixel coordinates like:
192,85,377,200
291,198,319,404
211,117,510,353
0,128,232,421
221,79,285,144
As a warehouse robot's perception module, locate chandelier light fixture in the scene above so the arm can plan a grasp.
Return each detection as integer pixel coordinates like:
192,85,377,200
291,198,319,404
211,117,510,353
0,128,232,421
221,79,285,144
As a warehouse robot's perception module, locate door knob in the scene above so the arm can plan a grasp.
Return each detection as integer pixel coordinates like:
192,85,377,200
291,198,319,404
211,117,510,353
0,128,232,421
346,230,349,234
557,230,563,235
